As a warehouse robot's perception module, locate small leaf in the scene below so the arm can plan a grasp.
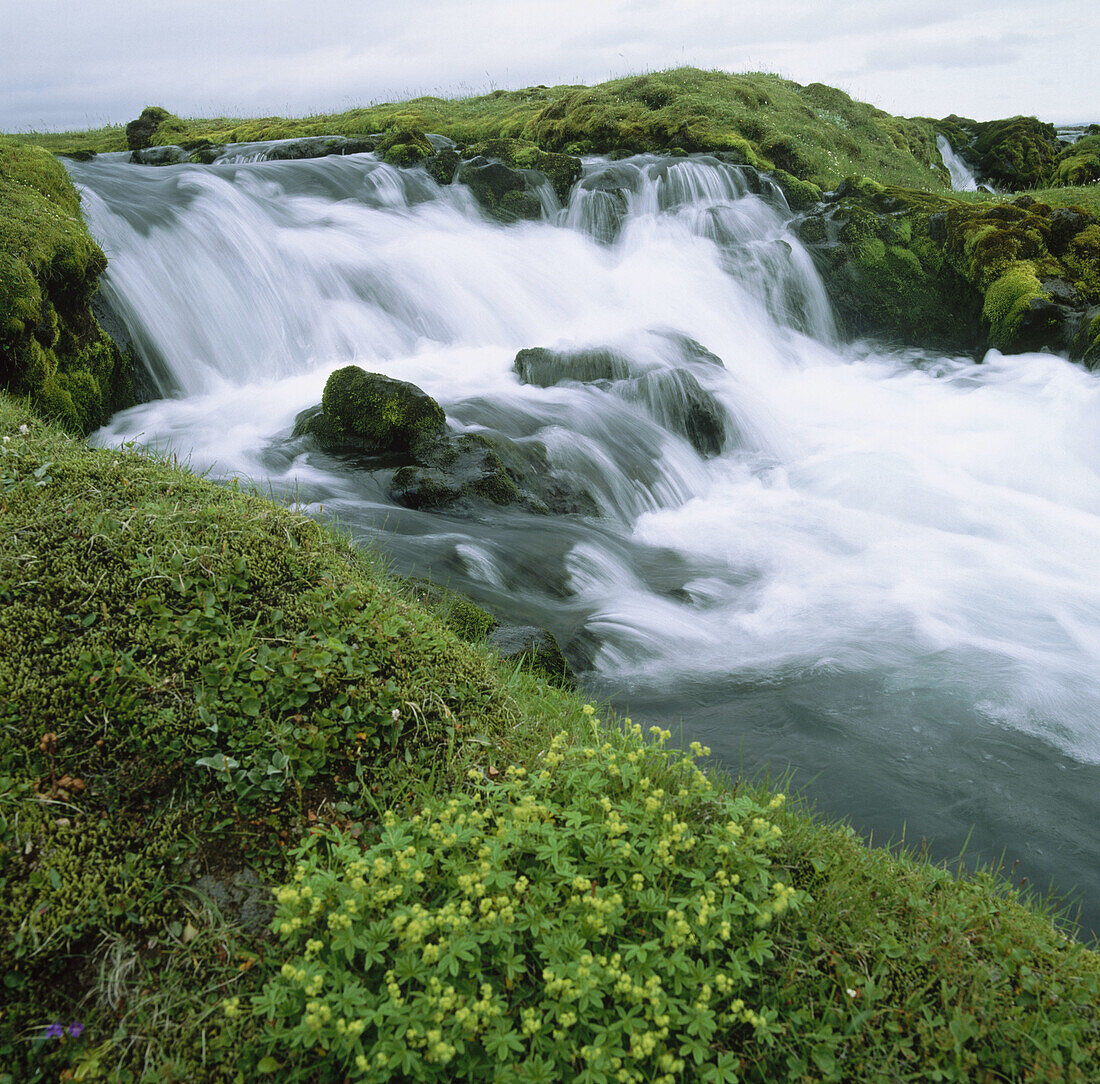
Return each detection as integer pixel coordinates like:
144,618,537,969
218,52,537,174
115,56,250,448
256,1057,281,1073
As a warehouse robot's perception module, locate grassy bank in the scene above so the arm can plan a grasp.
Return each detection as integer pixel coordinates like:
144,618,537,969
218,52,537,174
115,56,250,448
1,395,1097,1082
7,68,949,194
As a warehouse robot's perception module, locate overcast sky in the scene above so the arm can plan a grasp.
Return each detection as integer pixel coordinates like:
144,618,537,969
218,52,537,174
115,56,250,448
3,0,1097,133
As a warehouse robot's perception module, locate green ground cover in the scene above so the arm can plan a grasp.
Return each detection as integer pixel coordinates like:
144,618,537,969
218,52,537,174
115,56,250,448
0,396,1096,1082
7,68,949,193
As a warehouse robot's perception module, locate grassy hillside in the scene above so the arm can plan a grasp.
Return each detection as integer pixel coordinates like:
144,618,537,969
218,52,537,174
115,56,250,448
8,68,949,193
0,395,1097,1082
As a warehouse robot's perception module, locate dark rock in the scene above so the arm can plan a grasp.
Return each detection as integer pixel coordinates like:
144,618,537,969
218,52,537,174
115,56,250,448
130,145,190,166
465,138,581,202
425,147,461,185
180,139,225,164
618,369,728,458
58,150,97,162
1047,207,1094,254
265,135,379,161
489,625,574,685
514,345,632,386
456,157,544,222
125,105,173,151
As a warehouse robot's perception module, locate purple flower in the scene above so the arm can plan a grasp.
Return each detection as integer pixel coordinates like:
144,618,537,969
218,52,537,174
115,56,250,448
67,1022,84,1038
44,1023,64,1039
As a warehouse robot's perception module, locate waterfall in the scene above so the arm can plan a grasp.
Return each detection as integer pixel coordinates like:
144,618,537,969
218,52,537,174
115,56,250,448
937,134,980,192
65,145,1100,937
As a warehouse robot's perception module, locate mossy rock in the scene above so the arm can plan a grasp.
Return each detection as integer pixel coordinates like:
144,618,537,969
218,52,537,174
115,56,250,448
466,138,582,202
377,128,434,167
456,157,545,222
124,106,190,151
0,139,134,433
402,579,499,642
300,365,447,455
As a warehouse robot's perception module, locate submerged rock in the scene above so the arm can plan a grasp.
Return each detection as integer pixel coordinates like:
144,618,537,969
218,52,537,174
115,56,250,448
289,367,596,515
489,625,575,686
514,346,633,386
130,145,190,166
618,369,727,458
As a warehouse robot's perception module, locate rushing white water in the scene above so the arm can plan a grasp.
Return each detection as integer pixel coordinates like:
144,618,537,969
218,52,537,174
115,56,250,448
937,134,980,192
68,148,1100,935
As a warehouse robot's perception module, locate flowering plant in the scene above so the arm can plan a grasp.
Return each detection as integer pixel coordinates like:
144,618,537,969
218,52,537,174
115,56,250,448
252,720,801,1082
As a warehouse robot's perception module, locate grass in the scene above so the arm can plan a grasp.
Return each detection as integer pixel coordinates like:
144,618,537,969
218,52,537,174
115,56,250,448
0,394,1096,1082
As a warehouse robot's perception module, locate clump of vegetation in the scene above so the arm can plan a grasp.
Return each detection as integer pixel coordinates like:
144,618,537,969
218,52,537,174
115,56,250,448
253,727,797,1081
1053,134,1100,188
0,139,132,433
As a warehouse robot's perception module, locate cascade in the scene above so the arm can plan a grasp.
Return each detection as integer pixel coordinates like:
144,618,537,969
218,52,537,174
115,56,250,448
936,133,981,192
66,146,1100,937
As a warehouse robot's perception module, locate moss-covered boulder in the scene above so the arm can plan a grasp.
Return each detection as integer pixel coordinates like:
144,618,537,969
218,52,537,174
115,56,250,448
456,156,546,222
798,178,983,350
940,114,1063,191
295,365,447,455
0,139,133,433
799,178,1100,360
425,146,461,185
377,128,434,167
465,138,582,202
124,105,190,151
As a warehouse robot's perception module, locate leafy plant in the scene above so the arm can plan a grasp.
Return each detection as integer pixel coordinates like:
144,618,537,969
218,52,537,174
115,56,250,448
251,722,800,1082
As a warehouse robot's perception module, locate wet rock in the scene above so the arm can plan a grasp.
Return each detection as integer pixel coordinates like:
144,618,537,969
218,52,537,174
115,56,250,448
514,345,632,386
265,135,379,161
465,138,581,202
130,145,190,166
456,157,545,222
425,147,461,185
489,625,574,686
618,369,728,458
293,366,446,456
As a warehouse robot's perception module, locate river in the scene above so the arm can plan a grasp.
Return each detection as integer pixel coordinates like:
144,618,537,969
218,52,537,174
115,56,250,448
66,146,1100,939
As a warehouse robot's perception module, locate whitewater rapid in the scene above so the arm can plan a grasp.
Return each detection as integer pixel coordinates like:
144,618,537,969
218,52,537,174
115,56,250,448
67,147,1100,936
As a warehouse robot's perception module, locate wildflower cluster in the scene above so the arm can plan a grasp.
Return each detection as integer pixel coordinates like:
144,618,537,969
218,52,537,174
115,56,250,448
254,718,803,1081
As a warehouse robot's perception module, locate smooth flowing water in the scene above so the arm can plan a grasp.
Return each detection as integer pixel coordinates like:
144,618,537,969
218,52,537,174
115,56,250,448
67,147,1100,938
936,134,981,192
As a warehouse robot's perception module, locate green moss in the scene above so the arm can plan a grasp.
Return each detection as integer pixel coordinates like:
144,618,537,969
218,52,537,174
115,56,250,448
982,261,1046,347
1,398,1098,1081
320,365,446,453
377,128,434,166
0,139,132,432
11,69,952,192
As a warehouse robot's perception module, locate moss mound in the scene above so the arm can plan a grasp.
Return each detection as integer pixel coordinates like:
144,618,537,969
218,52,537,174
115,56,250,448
801,179,1100,359
0,139,132,433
